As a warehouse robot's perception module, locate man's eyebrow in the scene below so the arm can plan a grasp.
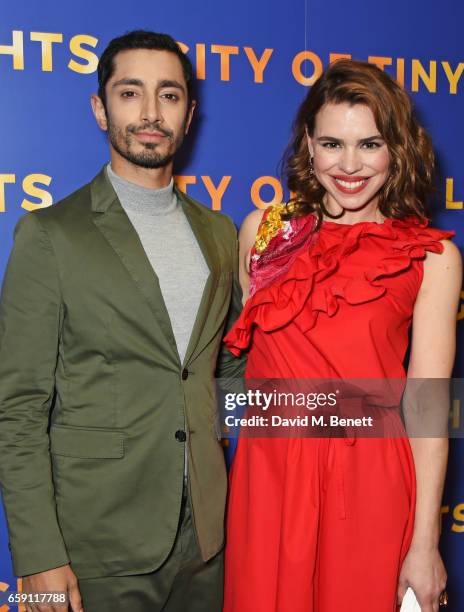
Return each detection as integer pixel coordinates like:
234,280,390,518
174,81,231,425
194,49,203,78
158,79,186,93
112,78,144,88
111,78,186,93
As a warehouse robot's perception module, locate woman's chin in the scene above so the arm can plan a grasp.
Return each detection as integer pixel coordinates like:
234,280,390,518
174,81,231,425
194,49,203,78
324,192,380,215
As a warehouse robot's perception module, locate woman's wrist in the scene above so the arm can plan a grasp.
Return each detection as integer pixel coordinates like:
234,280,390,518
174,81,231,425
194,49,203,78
408,533,440,552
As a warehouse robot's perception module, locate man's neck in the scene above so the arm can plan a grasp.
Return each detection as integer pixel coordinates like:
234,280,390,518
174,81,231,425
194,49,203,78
110,152,173,190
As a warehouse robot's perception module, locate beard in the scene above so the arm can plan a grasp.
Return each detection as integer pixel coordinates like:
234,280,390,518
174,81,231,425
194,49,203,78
107,118,186,169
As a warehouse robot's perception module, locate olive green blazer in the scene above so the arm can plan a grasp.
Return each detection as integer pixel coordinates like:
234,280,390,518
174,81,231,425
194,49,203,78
0,167,244,578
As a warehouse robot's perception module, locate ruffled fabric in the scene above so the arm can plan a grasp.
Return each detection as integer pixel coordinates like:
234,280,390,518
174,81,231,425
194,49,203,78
225,216,455,356
249,209,317,296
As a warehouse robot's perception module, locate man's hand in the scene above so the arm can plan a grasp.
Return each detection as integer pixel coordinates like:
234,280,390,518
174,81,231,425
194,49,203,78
22,564,83,612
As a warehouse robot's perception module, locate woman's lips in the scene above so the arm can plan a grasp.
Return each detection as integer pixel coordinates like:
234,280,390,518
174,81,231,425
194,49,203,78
332,175,371,194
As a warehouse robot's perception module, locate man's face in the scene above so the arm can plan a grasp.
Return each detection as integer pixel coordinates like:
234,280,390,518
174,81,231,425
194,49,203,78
94,48,194,169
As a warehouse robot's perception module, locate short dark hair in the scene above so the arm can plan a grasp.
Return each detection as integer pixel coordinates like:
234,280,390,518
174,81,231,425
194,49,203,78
97,30,194,108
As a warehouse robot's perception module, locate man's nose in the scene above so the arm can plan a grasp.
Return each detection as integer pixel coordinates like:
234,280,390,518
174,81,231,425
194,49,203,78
140,95,162,124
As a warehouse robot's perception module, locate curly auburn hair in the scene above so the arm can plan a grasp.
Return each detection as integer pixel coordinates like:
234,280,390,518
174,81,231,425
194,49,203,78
283,59,435,226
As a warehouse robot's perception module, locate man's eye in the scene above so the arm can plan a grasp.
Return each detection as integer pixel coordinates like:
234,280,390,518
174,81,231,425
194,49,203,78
161,93,179,101
121,91,136,98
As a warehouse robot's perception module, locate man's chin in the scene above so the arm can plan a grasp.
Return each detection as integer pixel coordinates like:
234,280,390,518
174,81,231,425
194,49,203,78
122,149,174,170
132,157,173,169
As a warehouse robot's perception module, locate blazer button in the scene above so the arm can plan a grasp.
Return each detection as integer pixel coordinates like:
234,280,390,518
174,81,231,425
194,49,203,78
181,368,189,380
175,430,187,442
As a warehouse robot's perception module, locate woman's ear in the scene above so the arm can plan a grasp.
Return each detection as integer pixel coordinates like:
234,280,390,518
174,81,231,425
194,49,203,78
305,127,314,158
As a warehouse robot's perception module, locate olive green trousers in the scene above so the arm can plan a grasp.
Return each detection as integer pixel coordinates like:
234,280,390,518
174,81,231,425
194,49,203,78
77,485,224,611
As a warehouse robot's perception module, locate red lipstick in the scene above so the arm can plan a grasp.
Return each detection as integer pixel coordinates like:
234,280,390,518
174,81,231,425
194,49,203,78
332,175,370,195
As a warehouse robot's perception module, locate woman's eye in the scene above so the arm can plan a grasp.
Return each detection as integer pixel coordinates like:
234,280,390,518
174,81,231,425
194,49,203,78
362,141,382,149
322,142,340,149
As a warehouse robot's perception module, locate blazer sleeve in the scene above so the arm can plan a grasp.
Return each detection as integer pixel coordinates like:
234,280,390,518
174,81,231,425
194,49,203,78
215,216,247,380
0,212,70,576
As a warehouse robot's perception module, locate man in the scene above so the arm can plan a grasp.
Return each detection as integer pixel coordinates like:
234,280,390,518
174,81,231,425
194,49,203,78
0,30,243,612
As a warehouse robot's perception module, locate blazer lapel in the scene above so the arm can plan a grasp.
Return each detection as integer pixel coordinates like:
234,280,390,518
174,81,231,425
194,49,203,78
177,187,221,366
90,167,180,362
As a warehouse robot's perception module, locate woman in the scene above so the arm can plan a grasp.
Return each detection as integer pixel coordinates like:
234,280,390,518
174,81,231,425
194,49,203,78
223,60,462,612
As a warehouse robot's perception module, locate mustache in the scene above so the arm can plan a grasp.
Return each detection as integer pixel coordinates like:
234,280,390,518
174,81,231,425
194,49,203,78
127,122,173,138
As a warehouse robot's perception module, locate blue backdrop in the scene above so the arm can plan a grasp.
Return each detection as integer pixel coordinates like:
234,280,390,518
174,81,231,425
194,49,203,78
0,0,463,609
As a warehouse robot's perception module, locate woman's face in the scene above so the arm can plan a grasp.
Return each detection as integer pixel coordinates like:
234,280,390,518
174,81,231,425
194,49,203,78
307,102,390,217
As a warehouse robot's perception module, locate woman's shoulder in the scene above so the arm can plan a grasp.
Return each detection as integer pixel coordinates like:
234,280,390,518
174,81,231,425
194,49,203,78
422,237,462,272
408,219,462,297
239,202,288,253
239,208,266,243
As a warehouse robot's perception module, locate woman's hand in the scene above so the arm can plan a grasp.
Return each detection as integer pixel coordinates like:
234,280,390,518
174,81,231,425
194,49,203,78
397,545,447,612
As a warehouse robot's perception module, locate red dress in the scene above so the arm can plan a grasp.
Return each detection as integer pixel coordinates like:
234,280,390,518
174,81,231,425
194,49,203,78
223,209,454,612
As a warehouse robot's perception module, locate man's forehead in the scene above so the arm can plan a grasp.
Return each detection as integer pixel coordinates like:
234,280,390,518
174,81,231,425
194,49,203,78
110,48,185,82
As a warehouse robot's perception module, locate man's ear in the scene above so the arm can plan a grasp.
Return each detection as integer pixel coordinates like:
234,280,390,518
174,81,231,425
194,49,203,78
184,100,197,135
91,94,108,131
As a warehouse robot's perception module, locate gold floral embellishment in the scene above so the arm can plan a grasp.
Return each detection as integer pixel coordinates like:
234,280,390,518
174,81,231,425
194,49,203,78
254,202,294,254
